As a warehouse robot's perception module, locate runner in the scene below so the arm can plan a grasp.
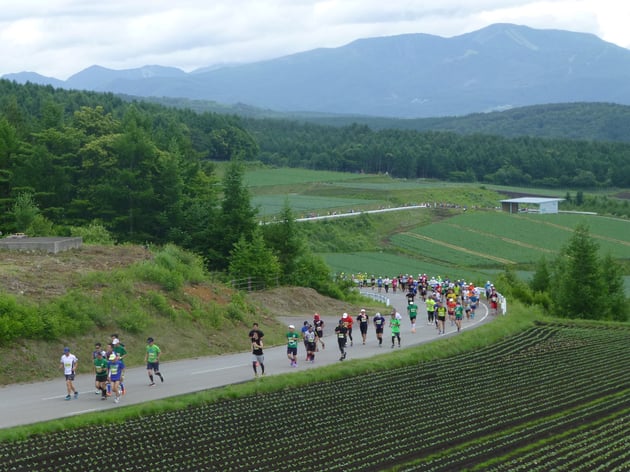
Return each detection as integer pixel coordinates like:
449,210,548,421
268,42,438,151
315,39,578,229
335,319,348,361
407,299,418,333
145,337,164,386
454,302,464,332
313,313,325,351
373,312,385,346
286,325,299,367
489,287,499,315
93,350,108,400
357,308,369,344
436,301,447,335
426,296,436,325
390,310,401,348
251,331,265,377
341,313,354,346
304,325,318,363
107,352,125,404
60,347,79,401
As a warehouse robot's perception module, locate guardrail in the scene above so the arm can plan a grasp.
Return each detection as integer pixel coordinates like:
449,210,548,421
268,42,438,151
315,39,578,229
359,291,390,307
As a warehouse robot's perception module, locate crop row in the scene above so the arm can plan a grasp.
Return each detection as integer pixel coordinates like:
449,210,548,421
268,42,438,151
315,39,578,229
485,409,630,472
0,323,628,471
399,392,630,471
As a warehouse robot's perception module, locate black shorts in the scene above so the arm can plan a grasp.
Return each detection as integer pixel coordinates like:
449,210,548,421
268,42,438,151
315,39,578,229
65,374,75,381
306,341,316,351
95,374,107,382
147,362,160,372
287,346,297,355
359,323,368,334
375,327,384,334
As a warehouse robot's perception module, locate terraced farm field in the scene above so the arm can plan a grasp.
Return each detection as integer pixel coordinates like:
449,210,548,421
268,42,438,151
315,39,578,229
2,322,628,471
390,211,630,269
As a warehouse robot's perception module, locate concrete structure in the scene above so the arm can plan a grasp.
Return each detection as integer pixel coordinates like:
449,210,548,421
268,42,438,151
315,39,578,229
500,197,564,214
0,236,82,253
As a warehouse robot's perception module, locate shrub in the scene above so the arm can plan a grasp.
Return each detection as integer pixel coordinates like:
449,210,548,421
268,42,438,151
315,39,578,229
69,222,116,244
117,311,149,334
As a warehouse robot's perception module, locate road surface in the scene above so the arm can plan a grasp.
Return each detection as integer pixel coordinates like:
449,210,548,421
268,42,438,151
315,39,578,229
0,289,490,429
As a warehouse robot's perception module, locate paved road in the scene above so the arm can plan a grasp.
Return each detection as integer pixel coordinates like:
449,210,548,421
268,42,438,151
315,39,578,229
0,289,490,430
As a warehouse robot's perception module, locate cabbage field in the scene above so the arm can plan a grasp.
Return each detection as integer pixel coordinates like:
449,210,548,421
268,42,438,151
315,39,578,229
1,322,628,471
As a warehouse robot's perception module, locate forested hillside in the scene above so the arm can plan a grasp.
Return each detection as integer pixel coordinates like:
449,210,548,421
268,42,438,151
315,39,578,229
243,117,630,188
0,80,257,262
302,102,630,142
1,79,629,255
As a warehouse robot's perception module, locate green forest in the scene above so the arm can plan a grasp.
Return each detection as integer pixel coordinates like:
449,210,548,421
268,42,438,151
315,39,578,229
1,79,630,254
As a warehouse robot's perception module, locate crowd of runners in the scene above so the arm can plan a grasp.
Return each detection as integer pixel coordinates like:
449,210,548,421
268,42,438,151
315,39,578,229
59,334,164,404
248,276,500,375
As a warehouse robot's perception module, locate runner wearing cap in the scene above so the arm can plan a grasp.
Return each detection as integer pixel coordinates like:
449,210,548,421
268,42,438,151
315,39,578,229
286,325,299,367
107,352,125,404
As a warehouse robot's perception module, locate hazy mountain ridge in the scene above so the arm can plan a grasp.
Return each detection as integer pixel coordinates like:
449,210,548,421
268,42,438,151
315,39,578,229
4,23,630,118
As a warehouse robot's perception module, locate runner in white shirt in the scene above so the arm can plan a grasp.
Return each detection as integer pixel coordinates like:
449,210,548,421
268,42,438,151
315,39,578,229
60,347,79,401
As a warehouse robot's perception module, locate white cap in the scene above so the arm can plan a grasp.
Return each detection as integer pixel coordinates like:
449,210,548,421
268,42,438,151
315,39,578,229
289,324,295,329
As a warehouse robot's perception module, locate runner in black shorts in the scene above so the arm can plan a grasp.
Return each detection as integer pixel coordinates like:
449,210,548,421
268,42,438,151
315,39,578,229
372,312,385,346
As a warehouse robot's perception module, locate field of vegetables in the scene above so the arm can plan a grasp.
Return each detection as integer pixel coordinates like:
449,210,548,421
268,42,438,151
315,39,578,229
1,322,628,471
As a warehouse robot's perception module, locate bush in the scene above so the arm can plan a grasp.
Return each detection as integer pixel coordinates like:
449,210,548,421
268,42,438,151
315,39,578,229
117,311,149,334
69,222,116,244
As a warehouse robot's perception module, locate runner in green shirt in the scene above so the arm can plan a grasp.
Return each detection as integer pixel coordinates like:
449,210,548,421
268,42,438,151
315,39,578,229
93,351,108,400
286,325,299,367
390,310,401,348
407,300,418,333
426,297,436,325
145,337,164,386
455,302,464,333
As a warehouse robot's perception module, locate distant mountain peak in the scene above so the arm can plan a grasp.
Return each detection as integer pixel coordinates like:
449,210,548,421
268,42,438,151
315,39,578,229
3,23,630,118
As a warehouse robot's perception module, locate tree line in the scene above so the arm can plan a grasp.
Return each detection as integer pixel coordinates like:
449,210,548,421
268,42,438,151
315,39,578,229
243,118,630,188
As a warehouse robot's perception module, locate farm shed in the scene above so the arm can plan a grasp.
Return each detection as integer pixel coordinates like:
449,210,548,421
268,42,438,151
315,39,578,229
0,236,82,253
500,197,564,214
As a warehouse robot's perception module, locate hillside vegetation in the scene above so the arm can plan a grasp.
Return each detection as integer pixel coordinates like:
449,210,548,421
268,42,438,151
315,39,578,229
0,244,378,385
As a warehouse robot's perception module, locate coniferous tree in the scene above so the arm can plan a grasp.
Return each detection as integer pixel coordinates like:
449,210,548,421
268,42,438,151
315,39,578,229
550,224,606,319
262,199,305,281
530,256,551,293
599,253,629,321
208,159,257,271
228,227,281,288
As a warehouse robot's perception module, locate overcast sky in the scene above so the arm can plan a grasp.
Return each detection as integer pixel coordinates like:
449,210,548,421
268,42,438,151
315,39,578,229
1,0,628,79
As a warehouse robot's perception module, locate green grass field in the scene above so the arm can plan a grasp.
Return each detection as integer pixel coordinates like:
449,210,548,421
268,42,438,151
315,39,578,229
244,167,630,293
244,167,369,187
253,194,383,217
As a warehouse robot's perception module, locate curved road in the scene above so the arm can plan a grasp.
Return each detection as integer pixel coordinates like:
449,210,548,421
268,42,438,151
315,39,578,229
0,289,491,430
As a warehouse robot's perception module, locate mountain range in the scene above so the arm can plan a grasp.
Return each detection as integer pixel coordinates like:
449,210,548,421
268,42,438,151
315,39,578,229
5,23,630,118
